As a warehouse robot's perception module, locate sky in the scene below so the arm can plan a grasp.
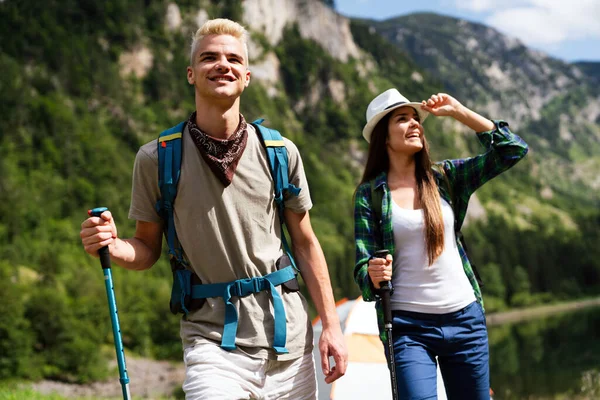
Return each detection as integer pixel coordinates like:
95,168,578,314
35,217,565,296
335,0,600,63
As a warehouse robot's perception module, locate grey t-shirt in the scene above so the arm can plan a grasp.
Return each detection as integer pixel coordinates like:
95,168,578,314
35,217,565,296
129,123,314,360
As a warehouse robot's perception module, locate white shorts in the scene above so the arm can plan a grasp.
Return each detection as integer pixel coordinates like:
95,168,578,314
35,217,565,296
183,342,318,400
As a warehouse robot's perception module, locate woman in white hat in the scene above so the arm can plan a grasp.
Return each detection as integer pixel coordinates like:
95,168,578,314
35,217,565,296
353,89,528,399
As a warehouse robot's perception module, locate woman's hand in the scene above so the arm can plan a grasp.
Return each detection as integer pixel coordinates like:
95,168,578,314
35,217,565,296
420,93,464,118
367,253,393,289
421,92,495,132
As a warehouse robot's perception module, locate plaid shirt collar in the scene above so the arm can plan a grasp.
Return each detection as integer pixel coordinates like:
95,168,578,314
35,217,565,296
373,172,387,190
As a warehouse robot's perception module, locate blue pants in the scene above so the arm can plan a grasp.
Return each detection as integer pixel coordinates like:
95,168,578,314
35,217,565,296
389,301,490,400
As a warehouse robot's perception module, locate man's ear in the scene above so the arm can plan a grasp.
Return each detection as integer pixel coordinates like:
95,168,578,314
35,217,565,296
187,66,194,85
244,70,251,87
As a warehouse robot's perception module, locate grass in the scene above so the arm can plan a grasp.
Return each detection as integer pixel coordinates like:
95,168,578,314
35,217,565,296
0,386,71,400
0,384,181,400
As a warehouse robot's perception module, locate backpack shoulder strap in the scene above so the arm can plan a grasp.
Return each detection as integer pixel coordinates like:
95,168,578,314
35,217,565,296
251,119,301,267
156,121,186,264
251,119,301,203
370,180,383,248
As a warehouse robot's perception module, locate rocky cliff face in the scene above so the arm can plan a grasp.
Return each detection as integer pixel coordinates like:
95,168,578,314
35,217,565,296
243,0,360,62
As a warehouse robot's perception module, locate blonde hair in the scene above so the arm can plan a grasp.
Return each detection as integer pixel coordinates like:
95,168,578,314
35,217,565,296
190,18,249,65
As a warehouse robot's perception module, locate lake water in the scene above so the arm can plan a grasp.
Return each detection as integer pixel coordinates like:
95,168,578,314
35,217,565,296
488,306,600,399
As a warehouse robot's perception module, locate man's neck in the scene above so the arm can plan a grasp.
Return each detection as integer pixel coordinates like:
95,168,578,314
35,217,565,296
194,97,241,140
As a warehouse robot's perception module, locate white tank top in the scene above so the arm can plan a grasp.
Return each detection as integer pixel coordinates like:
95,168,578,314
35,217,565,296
390,198,476,314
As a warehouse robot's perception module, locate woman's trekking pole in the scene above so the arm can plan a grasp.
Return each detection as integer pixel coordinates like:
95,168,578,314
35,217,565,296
374,249,398,400
88,207,131,400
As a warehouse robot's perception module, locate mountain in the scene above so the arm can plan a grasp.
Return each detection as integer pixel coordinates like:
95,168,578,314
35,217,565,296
363,13,600,205
575,61,600,83
0,0,598,383
370,13,590,121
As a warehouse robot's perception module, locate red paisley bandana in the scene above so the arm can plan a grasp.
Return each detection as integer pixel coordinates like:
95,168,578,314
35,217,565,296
187,112,248,187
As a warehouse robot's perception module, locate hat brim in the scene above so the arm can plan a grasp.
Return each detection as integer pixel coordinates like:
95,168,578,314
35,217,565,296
362,102,429,143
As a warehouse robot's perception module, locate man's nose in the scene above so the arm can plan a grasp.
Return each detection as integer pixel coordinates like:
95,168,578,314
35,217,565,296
215,57,231,72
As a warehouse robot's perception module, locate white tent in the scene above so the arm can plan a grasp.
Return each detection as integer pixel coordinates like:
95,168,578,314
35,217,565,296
313,297,447,400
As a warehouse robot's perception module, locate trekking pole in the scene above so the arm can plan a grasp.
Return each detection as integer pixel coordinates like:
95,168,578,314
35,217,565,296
374,249,398,400
88,207,131,400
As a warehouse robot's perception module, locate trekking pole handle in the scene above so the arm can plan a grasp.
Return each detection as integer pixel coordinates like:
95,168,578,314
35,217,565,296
88,207,112,270
373,249,393,325
374,249,391,290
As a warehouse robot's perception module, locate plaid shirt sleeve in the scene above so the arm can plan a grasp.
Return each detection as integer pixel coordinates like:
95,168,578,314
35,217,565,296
353,183,379,302
442,120,528,227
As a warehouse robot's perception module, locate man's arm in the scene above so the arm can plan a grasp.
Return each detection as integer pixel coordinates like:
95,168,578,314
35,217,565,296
80,210,163,271
284,209,348,384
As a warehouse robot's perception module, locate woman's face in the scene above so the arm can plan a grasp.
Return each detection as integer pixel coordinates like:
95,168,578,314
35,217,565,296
386,106,424,155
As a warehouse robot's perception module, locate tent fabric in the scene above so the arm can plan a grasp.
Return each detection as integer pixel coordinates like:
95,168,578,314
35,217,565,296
313,296,448,400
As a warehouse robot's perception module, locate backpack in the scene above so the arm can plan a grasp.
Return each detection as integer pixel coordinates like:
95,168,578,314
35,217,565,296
369,169,484,287
154,118,301,354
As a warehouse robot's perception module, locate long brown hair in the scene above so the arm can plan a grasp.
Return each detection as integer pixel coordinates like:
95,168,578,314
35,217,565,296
360,113,444,266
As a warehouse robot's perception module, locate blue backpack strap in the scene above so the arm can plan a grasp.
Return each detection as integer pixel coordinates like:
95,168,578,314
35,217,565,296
191,265,297,354
156,122,195,314
156,121,186,264
251,119,301,269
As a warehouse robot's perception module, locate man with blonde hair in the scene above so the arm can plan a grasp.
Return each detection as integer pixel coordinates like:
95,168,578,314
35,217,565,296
80,18,347,399
190,18,249,64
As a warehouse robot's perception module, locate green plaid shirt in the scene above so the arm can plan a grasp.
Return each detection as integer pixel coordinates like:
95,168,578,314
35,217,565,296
353,120,528,341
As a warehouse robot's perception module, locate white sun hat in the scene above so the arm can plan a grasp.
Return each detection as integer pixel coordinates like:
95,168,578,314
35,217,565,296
362,88,429,143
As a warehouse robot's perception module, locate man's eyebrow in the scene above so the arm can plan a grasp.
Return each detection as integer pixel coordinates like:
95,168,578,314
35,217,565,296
199,51,244,60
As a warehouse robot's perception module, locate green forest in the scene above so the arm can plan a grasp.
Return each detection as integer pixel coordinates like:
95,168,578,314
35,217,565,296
1,0,599,386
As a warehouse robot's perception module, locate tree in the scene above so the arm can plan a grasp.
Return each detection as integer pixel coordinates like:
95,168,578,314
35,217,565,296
0,262,35,379
510,265,534,307
480,262,507,312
